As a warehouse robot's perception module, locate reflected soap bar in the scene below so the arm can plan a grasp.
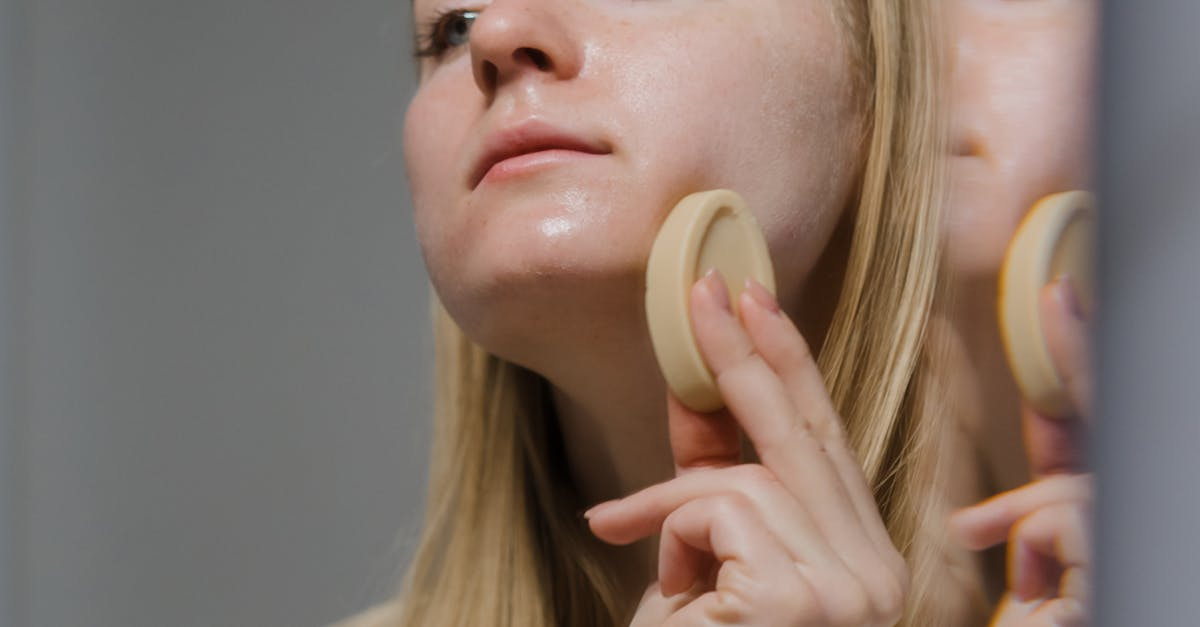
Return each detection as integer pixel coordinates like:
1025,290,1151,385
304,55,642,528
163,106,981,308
645,190,776,413
999,191,1096,417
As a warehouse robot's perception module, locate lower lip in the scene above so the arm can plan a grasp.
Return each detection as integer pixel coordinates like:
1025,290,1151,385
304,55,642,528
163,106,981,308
479,149,606,186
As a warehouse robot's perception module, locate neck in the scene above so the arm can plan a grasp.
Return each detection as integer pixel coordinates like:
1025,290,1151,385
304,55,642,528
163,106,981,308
540,317,673,611
943,275,1031,494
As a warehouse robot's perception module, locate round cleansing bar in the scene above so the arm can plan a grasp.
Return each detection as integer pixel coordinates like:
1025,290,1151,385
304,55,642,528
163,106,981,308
998,191,1096,417
645,190,776,413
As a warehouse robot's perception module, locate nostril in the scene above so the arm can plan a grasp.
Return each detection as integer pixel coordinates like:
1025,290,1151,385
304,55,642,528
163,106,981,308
516,47,552,72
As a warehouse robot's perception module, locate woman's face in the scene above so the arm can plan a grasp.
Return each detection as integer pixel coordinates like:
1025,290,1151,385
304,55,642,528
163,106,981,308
404,0,861,367
947,0,1099,279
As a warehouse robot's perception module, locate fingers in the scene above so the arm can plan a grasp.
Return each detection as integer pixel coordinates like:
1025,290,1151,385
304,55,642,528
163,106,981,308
585,465,825,561
736,277,898,560
1039,277,1093,420
1008,502,1091,603
688,272,874,549
586,464,906,622
656,494,796,597
688,271,816,450
654,494,887,627
950,474,1091,551
659,494,902,627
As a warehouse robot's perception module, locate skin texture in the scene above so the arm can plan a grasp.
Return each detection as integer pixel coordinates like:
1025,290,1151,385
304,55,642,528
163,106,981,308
405,0,860,410
403,0,901,622
947,0,1097,278
944,1,1098,623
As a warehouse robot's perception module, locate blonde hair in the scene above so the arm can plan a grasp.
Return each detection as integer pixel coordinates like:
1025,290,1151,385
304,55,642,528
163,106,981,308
391,1,972,625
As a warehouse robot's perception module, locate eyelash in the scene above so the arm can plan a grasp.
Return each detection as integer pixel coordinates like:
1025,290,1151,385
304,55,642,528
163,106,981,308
414,8,478,59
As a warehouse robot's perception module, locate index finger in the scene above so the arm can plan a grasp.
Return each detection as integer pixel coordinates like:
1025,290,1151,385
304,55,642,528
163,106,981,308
950,474,1092,551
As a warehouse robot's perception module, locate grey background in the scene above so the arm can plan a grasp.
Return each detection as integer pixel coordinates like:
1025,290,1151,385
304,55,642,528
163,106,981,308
5,0,1200,626
1,1,430,626
1094,1,1200,625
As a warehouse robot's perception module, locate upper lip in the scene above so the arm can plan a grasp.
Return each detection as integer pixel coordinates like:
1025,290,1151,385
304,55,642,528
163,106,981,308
469,119,611,188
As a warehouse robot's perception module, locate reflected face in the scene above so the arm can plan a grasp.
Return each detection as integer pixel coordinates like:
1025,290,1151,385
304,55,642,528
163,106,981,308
404,0,861,366
947,0,1099,279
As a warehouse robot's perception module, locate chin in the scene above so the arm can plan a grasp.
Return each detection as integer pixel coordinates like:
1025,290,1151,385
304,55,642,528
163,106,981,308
431,235,650,372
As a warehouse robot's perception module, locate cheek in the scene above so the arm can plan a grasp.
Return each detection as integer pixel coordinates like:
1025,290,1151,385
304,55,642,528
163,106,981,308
403,85,474,267
633,14,859,301
948,7,1098,279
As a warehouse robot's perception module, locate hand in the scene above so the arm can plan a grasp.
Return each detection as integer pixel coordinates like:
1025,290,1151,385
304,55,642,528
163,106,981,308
952,277,1094,626
586,272,908,626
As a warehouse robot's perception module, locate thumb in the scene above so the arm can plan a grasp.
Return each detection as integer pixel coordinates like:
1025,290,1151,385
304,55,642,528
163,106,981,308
627,581,699,627
1022,402,1086,477
666,393,742,476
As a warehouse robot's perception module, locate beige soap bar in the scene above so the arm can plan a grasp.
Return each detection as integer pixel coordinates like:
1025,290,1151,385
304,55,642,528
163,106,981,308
999,190,1096,417
645,190,776,413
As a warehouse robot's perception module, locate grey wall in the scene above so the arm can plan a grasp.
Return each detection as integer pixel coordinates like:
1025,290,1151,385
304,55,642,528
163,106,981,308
3,1,430,626
1095,1,1200,624
1,0,32,624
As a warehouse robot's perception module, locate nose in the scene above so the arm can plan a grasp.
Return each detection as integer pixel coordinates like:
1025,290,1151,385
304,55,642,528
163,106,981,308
468,0,584,97
948,35,991,161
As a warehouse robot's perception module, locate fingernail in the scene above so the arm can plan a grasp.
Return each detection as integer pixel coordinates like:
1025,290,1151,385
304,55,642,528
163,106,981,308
743,277,781,314
702,268,732,313
1054,275,1086,322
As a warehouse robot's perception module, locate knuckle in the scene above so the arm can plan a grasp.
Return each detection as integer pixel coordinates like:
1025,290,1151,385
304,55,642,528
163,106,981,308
884,549,911,594
662,501,697,533
734,463,778,488
811,410,847,444
867,571,907,624
813,572,871,626
1008,517,1034,548
824,594,871,626
705,493,748,522
781,415,818,446
662,502,691,530
762,565,821,623
1010,507,1046,544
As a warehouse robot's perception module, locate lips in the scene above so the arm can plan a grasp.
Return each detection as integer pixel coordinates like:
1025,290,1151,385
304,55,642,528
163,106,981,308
470,120,611,188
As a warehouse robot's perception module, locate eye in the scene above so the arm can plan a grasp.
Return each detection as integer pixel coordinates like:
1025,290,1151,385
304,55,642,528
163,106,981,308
415,9,479,59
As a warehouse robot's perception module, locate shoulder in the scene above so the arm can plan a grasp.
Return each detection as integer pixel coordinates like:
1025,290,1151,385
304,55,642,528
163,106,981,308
329,602,402,627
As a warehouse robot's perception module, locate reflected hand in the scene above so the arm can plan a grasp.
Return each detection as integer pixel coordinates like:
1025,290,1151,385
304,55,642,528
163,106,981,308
953,277,1094,626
